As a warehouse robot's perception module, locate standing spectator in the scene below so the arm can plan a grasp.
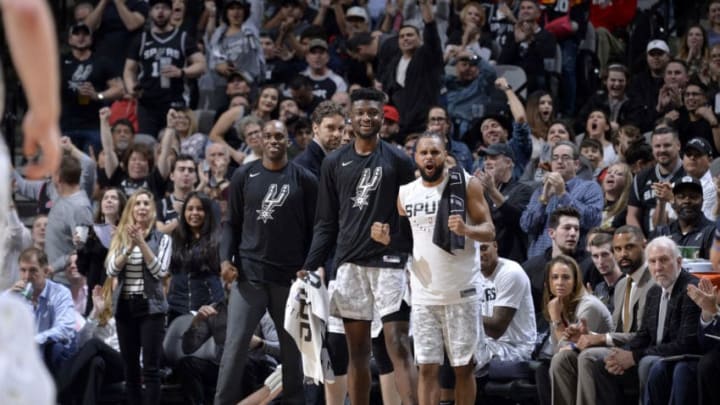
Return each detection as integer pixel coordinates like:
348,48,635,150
1,202,33,291
382,0,443,136
169,192,224,318
216,120,317,405
600,162,632,229
106,189,173,405
156,155,198,235
520,141,604,258
497,0,557,94
61,22,123,153
76,187,127,316
628,40,671,117
301,39,348,101
124,0,207,136
626,127,686,236
84,0,149,77
475,143,533,263
46,154,94,286
301,88,418,405
207,0,265,110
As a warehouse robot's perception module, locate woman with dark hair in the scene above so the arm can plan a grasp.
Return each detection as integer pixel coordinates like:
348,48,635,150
251,85,280,122
77,187,127,316
167,192,224,324
526,91,555,160
106,188,172,405
678,24,709,77
522,120,592,183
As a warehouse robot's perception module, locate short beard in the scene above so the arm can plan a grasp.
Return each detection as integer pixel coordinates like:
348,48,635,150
419,162,445,183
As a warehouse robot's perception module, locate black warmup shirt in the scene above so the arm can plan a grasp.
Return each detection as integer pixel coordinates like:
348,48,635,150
628,162,686,236
304,140,416,270
221,160,318,285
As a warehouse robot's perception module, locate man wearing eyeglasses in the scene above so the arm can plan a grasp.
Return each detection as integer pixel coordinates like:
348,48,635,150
673,80,720,157
520,140,604,258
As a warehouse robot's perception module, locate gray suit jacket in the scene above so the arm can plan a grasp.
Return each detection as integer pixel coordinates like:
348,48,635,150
609,265,655,345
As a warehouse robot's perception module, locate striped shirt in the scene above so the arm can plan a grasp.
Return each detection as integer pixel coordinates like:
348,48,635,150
107,234,172,296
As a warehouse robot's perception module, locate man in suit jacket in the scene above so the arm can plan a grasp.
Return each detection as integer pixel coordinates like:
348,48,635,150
687,277,720,404
590,236,700,404
550,225,654,405
293,101,347,179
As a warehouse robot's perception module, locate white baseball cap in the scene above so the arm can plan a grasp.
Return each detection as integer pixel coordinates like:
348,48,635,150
346,6,369,22
646,39,670,54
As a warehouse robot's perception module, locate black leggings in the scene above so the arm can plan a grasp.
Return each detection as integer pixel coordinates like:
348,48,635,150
116,297,166,405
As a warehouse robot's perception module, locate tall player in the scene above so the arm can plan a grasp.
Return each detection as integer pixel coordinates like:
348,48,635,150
1,1,62,404
301,88,418,405
393,133,495,405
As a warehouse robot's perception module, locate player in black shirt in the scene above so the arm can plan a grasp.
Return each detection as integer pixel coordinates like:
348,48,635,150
217,120,317,405
302,88,418,405
123,0,206,137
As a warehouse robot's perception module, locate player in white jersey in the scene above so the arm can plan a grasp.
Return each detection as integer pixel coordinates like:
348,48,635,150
378,133,495,405
0,2,62,404
477,241,537,362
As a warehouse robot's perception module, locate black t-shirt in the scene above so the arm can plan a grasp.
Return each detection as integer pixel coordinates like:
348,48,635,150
127,28,199,105
628,163,686,236
60,52,117,130
93,0,149,77
304,140,416,270
220,160,319,285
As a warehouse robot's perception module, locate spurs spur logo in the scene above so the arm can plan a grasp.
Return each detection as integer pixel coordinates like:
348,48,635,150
351,167,382,209
256,184,290,223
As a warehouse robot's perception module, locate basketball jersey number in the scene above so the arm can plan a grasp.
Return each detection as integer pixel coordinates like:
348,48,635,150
151,61,160,78
555,0,569,13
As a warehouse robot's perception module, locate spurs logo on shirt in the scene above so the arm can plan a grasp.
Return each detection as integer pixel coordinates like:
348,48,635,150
351,167,382,209
69,64,92,91
257,184,290,223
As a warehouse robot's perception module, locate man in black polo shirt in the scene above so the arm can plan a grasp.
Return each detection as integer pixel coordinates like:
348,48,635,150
650,176,715,259
216,120,317,405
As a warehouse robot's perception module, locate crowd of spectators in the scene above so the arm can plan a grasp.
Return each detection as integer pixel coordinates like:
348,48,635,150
5,0,720,404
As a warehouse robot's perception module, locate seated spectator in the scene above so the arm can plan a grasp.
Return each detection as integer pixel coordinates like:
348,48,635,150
65,254,87,315
576,108,618,168
671,79,720,155
180,303,280,404
478,240,536,362
681,137,718,220
99,108,168,199
156,155,198,235
688,276,720,404
624,141,655,175
579,138,605,178
522,206,595,334
8,247,77,377
525,91,556,161
655,60,690,122
379,105,401,146
651,176,715,259
250,85,280,122
445,1,494,62
426,106,474,172
534,255,613,404
521,120,594,184
301,39,347,101
56,283,124,405
208,107,260,167
77,187,126,316
678,25,709,78
470,77,532,181
475,143,533,263
576,64,649,134
46,154,94,286
601,162,632,229
288,74,323,116
168,108,209,162
520,141,603,257
286,116,313,160
614,124,644,164
587,232,625,313
445,50,501,140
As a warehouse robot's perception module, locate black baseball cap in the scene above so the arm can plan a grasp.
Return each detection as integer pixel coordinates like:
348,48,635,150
69,23,92,36
673,176,703,195
684,137,713,157
480,142,515,161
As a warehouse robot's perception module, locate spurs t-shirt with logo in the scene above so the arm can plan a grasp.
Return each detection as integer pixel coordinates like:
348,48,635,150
221,160,318,285
304,140,416,270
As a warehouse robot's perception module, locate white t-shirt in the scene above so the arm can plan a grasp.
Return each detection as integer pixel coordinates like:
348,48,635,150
399,173,481,305
396,56,411,88
479,258,536,361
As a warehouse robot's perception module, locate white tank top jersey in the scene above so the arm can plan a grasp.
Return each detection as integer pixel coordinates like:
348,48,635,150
398,172,481,306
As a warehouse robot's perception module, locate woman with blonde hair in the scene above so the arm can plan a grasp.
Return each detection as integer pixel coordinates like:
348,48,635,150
106,188,172,405
601,162,632,229
445,1,494,61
